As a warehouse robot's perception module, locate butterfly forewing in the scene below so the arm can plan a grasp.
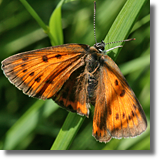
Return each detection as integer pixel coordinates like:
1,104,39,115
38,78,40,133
92,54,147,142
2,44,89,100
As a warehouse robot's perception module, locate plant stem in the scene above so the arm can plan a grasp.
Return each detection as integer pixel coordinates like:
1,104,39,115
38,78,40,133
19,0,56,44
50,112,85,150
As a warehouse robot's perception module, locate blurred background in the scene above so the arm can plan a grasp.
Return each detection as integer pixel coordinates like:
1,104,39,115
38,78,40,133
0,0,150,150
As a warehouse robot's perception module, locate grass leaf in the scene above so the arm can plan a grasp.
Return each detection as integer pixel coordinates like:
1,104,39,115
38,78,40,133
49,0,65,46
3,100,45,149
105,0,147,60
50,112,85,150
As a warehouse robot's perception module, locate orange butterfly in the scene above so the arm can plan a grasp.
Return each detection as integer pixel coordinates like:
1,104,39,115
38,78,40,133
1,2,147,143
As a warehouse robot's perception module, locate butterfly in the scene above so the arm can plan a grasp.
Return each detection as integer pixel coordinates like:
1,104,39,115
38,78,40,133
1,2,147,143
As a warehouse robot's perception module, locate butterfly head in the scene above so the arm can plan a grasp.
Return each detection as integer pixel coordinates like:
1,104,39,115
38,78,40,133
93,40,122,54
94,40,105,53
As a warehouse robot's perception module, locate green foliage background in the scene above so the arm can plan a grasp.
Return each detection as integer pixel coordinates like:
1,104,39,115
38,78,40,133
0,0,150,150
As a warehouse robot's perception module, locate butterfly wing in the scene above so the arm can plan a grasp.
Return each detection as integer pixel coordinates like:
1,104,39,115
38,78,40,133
92,54,147,142
1,44,89,100
52,65,90,117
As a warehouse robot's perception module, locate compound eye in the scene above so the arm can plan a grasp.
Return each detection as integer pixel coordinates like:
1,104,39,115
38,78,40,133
94,42,105,52
99,45,104,51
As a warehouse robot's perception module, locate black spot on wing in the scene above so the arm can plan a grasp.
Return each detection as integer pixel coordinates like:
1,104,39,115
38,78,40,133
45,79,54,84
23,69,27,73
123,113,125,119
128,115,131,120
55,54,62,59
29,72,34,76
116,113,119,120
35,74,43,82
21,64,27,67
115,79,118,86
120,90,125,97
42,55,48,62
133,104,137,109
22,57,28,61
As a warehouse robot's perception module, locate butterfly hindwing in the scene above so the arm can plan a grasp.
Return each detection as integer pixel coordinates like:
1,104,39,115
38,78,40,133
53,65,90,117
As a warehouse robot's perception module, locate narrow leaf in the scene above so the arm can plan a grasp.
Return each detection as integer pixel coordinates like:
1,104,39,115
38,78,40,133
49,0,65,45
105,0,147,60
50,112,85,150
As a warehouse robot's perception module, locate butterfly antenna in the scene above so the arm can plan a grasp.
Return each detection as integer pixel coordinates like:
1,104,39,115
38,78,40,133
94,1,97,43
105,38,136,45
105,38,136,53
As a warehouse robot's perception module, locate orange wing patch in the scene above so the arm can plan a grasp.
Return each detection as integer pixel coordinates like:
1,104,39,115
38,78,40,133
92,55,147,142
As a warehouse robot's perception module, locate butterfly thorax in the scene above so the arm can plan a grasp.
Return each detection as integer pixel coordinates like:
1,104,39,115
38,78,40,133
85,44,104,102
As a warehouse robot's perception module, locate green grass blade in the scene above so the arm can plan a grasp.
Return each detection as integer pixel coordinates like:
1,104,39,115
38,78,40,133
3,100,59,150
49,0,65,46
119,54,150,75
3,100,45,150
50,112,85,150
19,0,47,30
131,14,150,33
2,28,47,57
105,0,147,60
19,0,56,44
